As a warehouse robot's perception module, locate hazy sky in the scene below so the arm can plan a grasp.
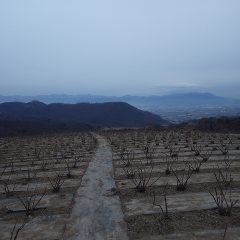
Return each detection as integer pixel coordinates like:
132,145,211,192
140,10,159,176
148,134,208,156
0,1,240,97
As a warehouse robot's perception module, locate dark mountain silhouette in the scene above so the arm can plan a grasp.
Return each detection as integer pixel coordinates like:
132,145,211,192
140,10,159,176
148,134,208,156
0,101,166,135
0,119,93,137
178,116,240,133
0,92,239,109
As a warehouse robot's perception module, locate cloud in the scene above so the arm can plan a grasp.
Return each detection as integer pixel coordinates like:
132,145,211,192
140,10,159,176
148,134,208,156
0,1,239,98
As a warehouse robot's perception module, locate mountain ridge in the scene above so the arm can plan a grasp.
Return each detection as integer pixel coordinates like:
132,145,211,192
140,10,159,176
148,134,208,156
1,92,239,109
0,101,166,128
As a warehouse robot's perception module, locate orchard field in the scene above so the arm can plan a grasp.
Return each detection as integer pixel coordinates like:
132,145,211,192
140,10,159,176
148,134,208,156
0,133,97,239
105,129,240,240
1,129,240,239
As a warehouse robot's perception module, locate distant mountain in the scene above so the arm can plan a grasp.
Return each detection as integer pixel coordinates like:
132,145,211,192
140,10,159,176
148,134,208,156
0,92,239,109
0,101,166,129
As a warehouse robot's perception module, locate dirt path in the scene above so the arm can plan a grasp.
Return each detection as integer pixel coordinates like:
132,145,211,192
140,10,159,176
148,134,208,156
63,134,128,240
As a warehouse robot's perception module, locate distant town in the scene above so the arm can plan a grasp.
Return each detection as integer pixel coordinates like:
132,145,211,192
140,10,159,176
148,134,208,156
152,106,240,123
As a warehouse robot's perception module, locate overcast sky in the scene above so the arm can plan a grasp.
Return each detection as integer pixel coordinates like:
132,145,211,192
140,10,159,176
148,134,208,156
0,1,240,98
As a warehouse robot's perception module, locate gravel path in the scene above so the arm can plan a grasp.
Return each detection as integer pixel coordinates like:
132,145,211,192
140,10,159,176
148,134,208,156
64,134,128,240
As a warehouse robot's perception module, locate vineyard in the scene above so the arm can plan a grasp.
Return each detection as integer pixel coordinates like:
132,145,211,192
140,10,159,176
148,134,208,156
0,129,240,239
105,129,240,239
0,133,97,239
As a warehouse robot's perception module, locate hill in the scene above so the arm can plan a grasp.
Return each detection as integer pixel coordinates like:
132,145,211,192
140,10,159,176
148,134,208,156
0,101,166,136
1,92,239,109
176,116,240,133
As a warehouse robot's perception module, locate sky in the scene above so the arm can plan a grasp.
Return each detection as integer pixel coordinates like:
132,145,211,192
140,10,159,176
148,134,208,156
0,0,240,98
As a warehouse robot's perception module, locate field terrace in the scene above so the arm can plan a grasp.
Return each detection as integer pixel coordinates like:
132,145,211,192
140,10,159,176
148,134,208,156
105,129,240,240
0,132,97,240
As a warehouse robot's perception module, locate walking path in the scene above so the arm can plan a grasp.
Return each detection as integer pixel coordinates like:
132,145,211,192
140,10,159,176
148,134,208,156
63,134,128,240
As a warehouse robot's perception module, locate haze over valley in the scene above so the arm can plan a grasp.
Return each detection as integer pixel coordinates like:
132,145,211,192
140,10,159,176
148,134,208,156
0,1,240,240
1,92,240,123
